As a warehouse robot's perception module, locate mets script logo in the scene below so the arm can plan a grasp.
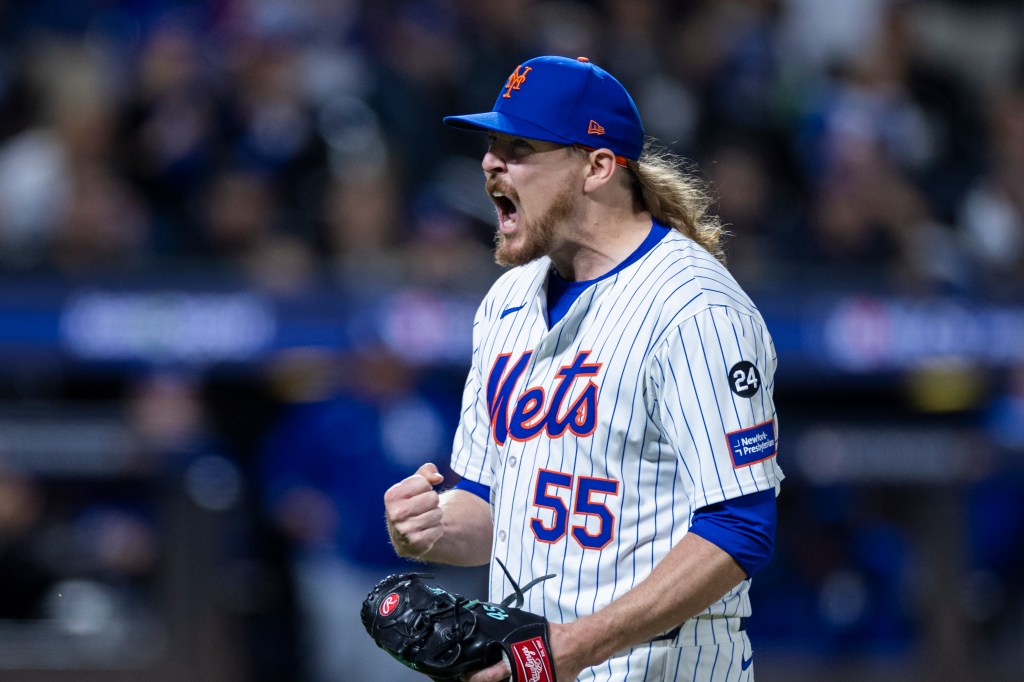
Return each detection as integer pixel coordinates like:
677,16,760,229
503,65,532,99
379,592,400,617
486,350,600,445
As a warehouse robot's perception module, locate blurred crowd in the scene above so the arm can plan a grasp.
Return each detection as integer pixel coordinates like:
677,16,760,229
0,0,1022,297
0,0,1023,680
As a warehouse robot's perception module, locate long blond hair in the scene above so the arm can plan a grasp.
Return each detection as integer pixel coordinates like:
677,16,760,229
627,143,726,263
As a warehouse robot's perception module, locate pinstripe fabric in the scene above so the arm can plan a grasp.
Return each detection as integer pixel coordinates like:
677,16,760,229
450,228,783,680
580,623,754,681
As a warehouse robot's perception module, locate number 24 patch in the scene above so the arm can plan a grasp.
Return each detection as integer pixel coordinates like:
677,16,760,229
728,361,761,397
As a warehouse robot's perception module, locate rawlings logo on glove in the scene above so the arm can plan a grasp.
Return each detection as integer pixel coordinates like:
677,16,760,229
361,560,556,682
511,637,553,682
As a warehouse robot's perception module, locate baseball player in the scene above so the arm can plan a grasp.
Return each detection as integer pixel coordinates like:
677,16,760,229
385,55,783,681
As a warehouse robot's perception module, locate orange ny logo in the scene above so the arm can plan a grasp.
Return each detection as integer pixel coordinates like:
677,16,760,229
503,65,532,99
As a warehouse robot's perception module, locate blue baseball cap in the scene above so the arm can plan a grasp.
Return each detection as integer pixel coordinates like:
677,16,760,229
443,56,645,161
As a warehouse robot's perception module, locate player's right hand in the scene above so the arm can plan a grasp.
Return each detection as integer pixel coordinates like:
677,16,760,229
384,463,446,558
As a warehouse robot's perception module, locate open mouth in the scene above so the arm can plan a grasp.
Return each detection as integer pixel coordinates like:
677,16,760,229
490,190,519,232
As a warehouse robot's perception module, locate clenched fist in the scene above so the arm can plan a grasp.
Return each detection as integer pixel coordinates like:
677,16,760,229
384,462,446,558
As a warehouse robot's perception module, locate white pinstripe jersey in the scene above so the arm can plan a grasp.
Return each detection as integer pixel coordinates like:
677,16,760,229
450,227,784,680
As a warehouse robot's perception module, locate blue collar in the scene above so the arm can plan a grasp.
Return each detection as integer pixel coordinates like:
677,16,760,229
547,221,670,327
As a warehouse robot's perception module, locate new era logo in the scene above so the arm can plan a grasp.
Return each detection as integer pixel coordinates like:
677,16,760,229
587,120,605,135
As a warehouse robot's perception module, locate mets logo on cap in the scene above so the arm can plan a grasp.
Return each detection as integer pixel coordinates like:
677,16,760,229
503,65,532,99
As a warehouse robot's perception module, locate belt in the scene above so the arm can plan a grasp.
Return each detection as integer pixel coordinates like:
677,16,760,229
648,616,747,644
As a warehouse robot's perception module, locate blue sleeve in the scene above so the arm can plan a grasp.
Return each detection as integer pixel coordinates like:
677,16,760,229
453,478,490,503
687,489,776,578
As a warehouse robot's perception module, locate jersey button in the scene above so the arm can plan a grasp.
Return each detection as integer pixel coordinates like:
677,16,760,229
508,456,517,468
498,531,507,542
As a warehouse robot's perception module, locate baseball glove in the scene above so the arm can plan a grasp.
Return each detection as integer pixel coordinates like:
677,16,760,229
361,559,557,682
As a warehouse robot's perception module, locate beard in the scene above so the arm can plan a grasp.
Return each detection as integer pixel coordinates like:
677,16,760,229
491,175,580,268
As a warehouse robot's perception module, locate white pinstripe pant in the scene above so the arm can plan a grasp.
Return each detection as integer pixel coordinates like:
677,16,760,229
578,619,754,681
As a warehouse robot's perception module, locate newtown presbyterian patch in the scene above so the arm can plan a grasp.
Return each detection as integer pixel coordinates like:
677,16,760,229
726,420,776,467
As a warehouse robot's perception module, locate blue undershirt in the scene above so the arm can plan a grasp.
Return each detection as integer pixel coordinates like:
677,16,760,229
687,489,776,577
546,221,671,327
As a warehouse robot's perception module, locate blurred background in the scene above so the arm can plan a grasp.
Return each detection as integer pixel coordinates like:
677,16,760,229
0,0,1021,680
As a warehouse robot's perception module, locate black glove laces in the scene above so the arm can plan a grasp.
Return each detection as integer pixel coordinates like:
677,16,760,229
425,558,557,647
